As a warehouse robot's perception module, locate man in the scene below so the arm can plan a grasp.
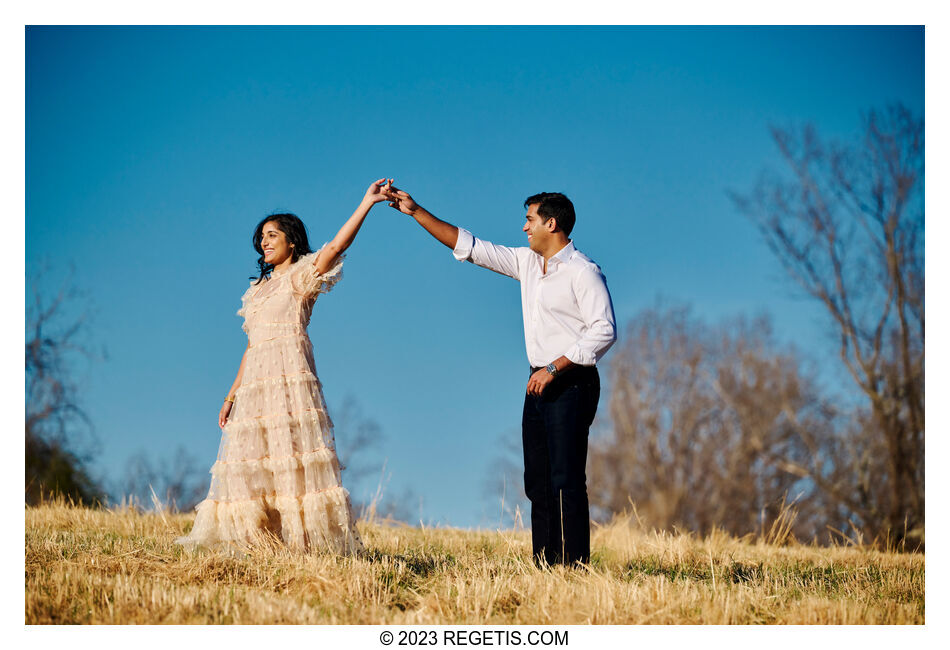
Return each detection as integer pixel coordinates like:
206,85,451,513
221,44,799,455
387,187,616,566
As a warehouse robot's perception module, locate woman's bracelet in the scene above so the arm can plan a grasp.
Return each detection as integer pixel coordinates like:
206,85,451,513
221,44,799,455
224,395,235,403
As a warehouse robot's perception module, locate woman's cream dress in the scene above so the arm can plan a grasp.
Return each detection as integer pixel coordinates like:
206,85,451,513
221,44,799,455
176,248,364,554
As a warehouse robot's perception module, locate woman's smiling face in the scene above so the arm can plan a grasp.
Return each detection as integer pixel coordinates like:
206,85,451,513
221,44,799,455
261,221,293,267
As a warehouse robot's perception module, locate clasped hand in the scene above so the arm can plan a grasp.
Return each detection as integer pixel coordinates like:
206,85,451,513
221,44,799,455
374,181,418,215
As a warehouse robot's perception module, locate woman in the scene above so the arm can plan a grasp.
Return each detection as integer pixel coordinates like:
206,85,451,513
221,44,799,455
176,178,393,554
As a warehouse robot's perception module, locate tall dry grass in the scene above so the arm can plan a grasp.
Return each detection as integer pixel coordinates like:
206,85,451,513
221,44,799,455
25,498,923,624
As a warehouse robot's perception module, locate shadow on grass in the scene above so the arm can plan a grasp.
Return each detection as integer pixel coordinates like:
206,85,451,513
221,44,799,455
362,549,459,578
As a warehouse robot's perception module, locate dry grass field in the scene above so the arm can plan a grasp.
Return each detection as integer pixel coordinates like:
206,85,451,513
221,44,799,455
25,499,923,624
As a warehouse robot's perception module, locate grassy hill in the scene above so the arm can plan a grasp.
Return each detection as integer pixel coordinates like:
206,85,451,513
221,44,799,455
25,500,923,624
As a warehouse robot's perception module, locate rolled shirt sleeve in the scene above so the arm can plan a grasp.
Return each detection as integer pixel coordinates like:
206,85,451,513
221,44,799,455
452,228,475,261
453,228,521,281
563,266,617,366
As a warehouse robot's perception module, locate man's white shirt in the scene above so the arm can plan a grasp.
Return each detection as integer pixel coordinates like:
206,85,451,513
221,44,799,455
453,228,617,369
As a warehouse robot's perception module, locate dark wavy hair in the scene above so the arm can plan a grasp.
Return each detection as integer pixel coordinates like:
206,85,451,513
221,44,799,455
250,213,314,284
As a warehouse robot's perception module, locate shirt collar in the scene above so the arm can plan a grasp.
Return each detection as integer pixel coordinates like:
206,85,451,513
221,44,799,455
548,241,575,267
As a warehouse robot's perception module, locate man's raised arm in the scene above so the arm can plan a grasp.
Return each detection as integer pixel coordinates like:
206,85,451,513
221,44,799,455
387,185,521,280
387,187,459,249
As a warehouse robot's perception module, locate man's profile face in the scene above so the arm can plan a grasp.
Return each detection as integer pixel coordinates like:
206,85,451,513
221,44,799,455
523,204,554,254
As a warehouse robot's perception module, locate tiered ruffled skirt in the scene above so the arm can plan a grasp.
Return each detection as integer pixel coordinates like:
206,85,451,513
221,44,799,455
176,328,363,554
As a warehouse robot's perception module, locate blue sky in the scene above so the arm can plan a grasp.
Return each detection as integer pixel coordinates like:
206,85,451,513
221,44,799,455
25,26,923,528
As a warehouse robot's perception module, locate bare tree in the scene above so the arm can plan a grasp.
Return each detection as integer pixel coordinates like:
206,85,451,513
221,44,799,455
365,484,419,525
333,395,386,498
483,430,530,530
732,105,924,548
26,267,105,505
117,446,207,512
589,304,843,542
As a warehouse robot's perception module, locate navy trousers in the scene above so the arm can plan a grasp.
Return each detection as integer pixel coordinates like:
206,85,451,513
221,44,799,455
522,365,600,566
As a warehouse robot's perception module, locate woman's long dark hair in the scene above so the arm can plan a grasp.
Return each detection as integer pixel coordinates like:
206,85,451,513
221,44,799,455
250,213,314,284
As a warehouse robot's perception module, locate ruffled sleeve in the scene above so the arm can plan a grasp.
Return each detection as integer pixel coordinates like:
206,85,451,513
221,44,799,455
290,244,345,298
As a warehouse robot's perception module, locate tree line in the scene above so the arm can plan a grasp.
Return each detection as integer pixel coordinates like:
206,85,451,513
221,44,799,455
590,105,923,550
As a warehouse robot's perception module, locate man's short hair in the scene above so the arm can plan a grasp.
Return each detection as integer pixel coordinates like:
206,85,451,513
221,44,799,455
524,192,576,237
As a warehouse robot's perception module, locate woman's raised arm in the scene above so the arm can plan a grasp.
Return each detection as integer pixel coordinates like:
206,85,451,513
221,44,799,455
312,178,392,275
